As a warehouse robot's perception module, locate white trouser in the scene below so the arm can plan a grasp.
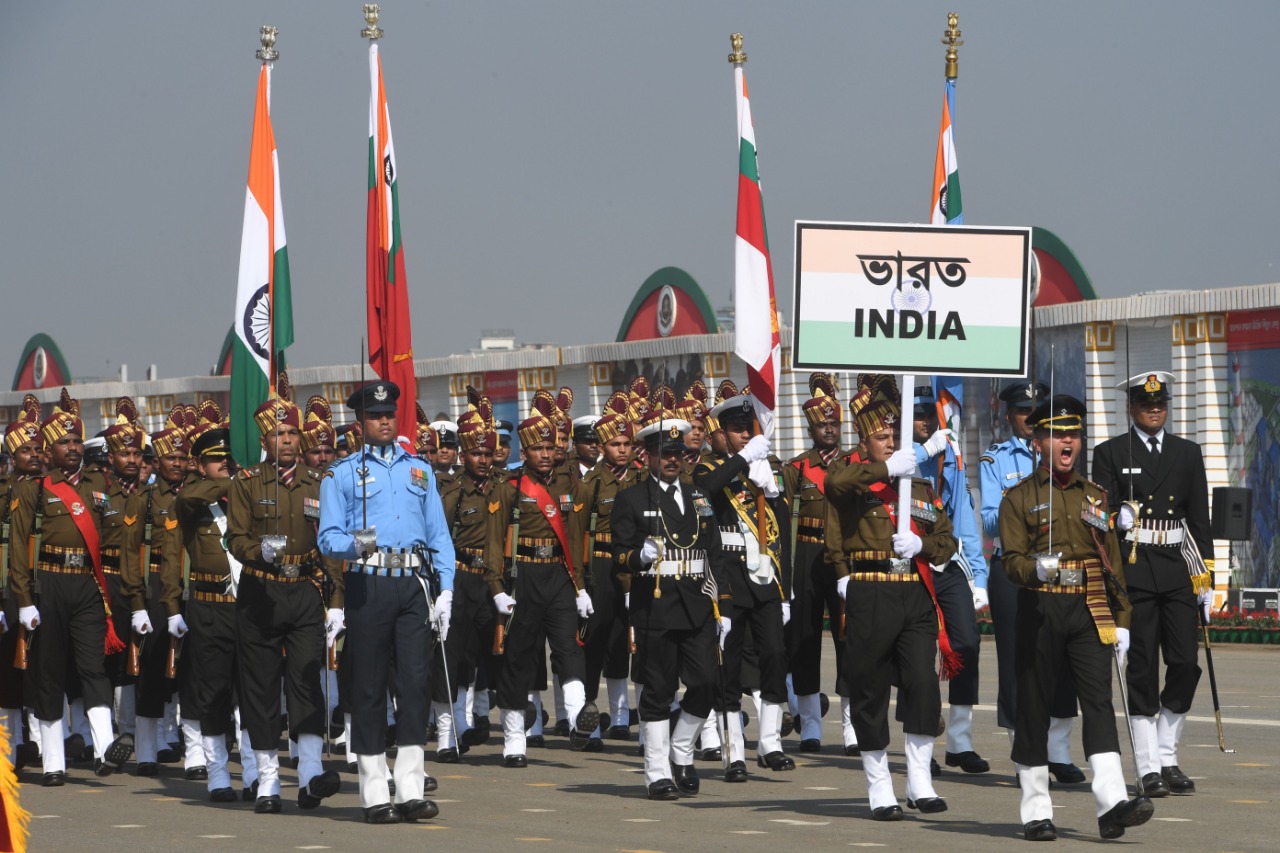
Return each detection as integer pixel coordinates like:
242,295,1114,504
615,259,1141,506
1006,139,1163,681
433,701,456,751
526,692,544,736
1131,715,1160,776
473,682,490,719
862,748,897,810
1016,764,1052,823
553,675,567,726
27,709,43,752
393,744,425,803
162,698,179,744
726,708,746,764
112,687,136,736
254,749,281,797
786,674,799,717
756,701,785,756
1089,751,1128,816
135,716,161,763
670,711,703,767
946,705,973,753
183,718,204,769
635,686,645,746
700,714,722,750
503,708,526,756
453,688,470,739
797,693,823,742
642,721,671,785
39,718,66,773
841,696,859,748
904,733,939,801
67,697,90,741
239,728,258,787
607,678,630,728
561,679,586,733
343,714,355,763
85,705,115,760
357,753,391,808
203,734,232,791
1158,707,1186,767
1047,716,1075,764
297,733,324,788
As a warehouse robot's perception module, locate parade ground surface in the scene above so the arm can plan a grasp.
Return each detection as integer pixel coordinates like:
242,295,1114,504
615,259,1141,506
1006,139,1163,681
17,640,1279,852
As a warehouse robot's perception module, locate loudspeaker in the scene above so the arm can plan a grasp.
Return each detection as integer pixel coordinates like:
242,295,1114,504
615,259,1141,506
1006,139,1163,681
1211,487,1252,540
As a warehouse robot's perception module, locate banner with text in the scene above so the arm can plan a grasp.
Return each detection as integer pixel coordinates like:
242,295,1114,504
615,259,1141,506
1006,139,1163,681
792,222,1032,376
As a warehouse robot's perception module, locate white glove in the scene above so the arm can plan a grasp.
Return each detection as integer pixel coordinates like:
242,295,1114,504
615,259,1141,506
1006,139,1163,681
972,586,990,611
259,535,286,563
434,590,453,641
1115,626,1130,667
639,538,662,565
923,428,953,459
624,592,631,610
1035,555,1059,583
718,616,732,651
747,458,773,489
836,576,849,601
1117,503,1137,532
885,448,918,479
325,608,344,646
0,611,6,634
576,589,594,619
352,529,377,558
739,435,770,464
891,531,923,559
167,614,188,638
1198,589,1213,624
131,609,153,635
494,592,516,615
18,606,40,631
780,602,791,626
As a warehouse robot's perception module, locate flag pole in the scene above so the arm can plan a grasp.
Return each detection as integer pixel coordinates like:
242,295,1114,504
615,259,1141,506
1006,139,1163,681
362,4,382,388
256,26,280,399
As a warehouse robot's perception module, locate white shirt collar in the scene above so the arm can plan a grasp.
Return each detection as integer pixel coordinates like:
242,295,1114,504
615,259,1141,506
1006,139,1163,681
1132,425,1166,450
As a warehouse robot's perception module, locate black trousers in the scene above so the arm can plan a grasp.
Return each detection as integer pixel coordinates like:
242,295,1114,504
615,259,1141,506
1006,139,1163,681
633,614,718,721
988,555,1077,728
1011,589,1119,765
185,597,239,736
135,574,177,718
787,540,844,696
431,569,493,704
495,564,584,710
1126,571,1202,715
720,594,787,710
582,557,630,701
235,573,326,748
0,595,23,709
933,562,981,706
842,579,941,752
104,572,133,688
24,572,113,721
344,572,431,755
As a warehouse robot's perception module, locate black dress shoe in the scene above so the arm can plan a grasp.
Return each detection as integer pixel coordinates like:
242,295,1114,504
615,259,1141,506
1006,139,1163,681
63,734,86,763
395,799,440,821
819,693,830,718
945,750,990,774
42,771,66,787
799,739,821,753
672,763,699,795
209,787,238,803
757,751,795,771
906,797,948,814
695,747,722,762
242,780,259,802
424,775,438,794
725,760,748,783
930,757,941,778
1023,818,1057,841
156,747,181,764
607,725,631,741
1161,765,1195,793
101,732,134,774
363,803,402,824
254,794,282,814
871,805,904,821
345,761,357,774
1098,795,1154,839
15,742,40,769
523,702,538,731
646,779,680,800
503,754,528,768
1140,772,1171,798
583,737,604,753
553,720,571,738
526,735,546,748
570,702,600,751
780,712,794,738
186,765,209,781
844,744,862,757
436,747,461,763
94,759,114,777
1048,761,1086,784
298,770,341,809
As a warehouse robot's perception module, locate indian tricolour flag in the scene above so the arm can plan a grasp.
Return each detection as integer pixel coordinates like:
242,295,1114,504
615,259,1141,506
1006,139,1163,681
231,62,294,467
732,60,781,439
930,76,964,464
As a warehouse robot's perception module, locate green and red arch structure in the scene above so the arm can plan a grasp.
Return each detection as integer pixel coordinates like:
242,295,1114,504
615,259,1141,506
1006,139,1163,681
1032,226,1096,306
11,333,72,391
616,267,720,341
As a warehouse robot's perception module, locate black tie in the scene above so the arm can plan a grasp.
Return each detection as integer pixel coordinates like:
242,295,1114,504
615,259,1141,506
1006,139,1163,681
661,484,682,519
1148,436,1159,460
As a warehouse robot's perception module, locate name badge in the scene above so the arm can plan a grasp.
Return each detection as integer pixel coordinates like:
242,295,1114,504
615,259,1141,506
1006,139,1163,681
1028,502,1049,514
1005,471,1022,481
258,498,276,506
1121,468,1142,475
357,476,376,487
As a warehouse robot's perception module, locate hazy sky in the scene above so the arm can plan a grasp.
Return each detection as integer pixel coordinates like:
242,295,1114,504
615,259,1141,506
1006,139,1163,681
2,1,1277,381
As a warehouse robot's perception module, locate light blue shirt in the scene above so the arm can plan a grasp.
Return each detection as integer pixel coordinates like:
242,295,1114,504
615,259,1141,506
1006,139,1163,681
318,443,456,591
914,441,989,587
978,435,1038,544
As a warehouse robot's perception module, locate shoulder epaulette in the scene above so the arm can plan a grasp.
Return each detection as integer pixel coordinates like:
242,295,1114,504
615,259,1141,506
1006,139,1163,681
979,454,995,465
987,442,1000,452
239,467,259,479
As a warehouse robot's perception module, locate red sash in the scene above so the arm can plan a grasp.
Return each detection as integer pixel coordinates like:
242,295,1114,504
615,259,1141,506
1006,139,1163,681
518,475,578,587
868,479,962,680
44,476,126,654
795,457,827,495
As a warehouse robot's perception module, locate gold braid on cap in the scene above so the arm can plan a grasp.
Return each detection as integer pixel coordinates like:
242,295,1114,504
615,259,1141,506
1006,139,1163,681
849,376,900,440
650,384,676,412
803,372,841,426
556,386,574,418
196,398,224,428
304,395,332,424
595,391,632,444
115,396,139,426
466,384,484,413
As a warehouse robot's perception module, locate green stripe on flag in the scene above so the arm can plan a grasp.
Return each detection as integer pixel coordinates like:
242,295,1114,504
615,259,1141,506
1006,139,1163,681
738,138,758,183
273,245,294,353
230,335,268,466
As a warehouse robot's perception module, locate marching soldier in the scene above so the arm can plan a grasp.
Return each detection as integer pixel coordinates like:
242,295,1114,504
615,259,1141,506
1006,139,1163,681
693,387,792,779
319,380,454,824
485,401,598,767
979,381,1084,783
612,414,729,799
430,420,460,478
227,379,344,814
569,415,601,482
1001,395,1153,841
9,389,132,784
825,376,955,820
492,419,515,472
1091,372,1212,796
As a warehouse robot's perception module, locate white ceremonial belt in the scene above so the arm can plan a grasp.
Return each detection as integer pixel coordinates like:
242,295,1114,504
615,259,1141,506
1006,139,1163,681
360,550,422,568
1125,527,1184,546
642,559,706,577
719,531,746,547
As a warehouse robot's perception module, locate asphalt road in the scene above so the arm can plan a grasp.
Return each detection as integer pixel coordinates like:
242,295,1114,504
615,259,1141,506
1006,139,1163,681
14,639,1279,852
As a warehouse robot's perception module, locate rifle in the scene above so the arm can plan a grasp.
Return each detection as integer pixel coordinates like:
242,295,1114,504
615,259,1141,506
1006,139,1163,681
166,636,181,679
13,626,30,670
